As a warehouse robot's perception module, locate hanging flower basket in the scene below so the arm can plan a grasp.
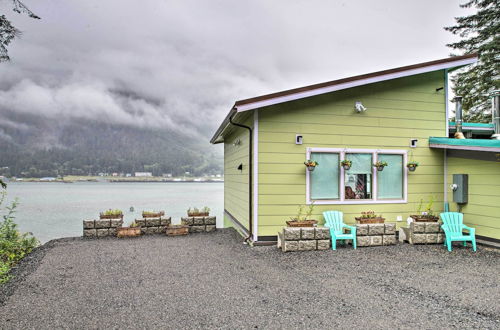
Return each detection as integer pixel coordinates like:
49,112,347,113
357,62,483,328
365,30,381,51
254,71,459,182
304,160,319,172
340,160,352,170
407,162,419,172
373,161,388,171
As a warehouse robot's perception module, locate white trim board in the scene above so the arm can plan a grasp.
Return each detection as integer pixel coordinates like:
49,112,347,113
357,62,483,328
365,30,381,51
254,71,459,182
306,147,408,205
236,57,477,113
252,110,259,242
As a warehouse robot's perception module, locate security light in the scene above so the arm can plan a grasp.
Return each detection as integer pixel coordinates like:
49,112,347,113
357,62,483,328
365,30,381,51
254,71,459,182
355,101,367,112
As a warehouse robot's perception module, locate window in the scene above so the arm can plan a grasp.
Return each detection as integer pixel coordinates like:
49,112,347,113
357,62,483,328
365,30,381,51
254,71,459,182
344,153,372,200
310,152,339,200
307,148,407,204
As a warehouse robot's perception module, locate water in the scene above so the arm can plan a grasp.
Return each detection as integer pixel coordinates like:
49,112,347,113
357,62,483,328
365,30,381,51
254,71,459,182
3,182,224,243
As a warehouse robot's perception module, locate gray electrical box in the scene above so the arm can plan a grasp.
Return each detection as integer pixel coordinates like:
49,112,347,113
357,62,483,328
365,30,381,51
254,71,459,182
453,174,468,204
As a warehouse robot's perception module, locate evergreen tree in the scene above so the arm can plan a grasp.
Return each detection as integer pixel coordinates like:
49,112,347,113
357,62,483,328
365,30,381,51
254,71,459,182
0,0,40,62
445,0,499,122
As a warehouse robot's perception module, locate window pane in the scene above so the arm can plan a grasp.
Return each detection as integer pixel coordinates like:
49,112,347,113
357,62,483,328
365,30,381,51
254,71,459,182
344,153,372,199
377,154,403,199
310,152,339,200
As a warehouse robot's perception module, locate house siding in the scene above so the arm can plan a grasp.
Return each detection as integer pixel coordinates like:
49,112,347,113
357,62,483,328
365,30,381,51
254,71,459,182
223,116,253,233
256,71,447,237
447,156,500,240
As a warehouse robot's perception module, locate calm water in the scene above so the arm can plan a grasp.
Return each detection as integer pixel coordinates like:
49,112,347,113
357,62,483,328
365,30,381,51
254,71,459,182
4,182,224,243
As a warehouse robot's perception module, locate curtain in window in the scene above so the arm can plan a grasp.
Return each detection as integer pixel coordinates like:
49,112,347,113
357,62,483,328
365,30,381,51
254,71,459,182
346,153,372,174
377,154,403,199
310,152,339,199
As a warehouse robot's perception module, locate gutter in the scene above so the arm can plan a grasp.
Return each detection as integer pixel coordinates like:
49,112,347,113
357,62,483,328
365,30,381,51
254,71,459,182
228,114,253,243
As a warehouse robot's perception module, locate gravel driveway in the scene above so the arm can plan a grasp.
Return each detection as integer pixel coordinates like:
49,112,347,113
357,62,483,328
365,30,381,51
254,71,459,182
0,229,499,329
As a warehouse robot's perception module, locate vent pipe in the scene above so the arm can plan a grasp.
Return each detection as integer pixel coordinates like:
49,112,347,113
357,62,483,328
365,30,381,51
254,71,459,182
453,96,465,139
492,92,500,140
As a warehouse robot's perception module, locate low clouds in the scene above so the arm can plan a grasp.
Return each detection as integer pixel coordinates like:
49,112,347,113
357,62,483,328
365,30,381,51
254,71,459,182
0,0,472,141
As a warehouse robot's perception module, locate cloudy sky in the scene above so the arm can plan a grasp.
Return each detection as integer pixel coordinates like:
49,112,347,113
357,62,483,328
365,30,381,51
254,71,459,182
0,0,473,140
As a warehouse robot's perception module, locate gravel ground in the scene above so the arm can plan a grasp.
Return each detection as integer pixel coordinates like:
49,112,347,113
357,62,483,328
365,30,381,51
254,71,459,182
0,229,498,329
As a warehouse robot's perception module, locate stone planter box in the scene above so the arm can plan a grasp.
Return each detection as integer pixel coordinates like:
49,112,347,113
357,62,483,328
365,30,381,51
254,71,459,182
278,227,331,252
285,220,318,227
355,223,396,247
399,222,444,245
83,218,123,238
180,216,217,233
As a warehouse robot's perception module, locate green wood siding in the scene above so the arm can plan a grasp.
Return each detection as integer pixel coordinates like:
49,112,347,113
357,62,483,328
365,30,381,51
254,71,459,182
223,115,253,232
256,71,446,237
447,157,500,240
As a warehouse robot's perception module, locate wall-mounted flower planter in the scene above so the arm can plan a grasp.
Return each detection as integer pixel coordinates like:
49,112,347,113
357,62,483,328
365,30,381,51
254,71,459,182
376,166,385,171
342,164,351,170
306,166,316,171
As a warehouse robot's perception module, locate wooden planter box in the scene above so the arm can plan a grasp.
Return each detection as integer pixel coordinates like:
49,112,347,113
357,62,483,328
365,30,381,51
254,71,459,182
117,227,141,238
410,215,439,222
142,211,165,218
286,220,318,227
99,214,123,220
166,225,189,236
187,212,209,217
355,217,385,224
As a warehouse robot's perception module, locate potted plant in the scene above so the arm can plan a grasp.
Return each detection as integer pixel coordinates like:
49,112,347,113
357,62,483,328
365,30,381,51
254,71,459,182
99,209,123,220
200,206,210,216
407,161,419,172
187,207,201,216
166,224,190,236
373,161,388,171
142,210,165,218
286,203,318,227
117,221,141,238
355,211,385,224
410,197,439,222
304,160,319,171
340,159,352,170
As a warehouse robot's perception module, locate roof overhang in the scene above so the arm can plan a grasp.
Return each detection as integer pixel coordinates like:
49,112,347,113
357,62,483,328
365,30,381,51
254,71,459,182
429,137,500,153
211,54,478,144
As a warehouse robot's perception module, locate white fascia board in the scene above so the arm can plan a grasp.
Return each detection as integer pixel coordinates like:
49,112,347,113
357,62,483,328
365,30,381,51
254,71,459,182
235,57,477,113
429,144,500,153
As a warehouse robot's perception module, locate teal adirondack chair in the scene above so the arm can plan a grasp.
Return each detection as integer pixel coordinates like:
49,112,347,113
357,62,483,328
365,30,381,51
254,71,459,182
323,211,356,250
440,212,476,252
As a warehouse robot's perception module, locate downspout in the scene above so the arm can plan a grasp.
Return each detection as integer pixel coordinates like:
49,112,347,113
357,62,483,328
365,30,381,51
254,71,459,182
229,114,253,243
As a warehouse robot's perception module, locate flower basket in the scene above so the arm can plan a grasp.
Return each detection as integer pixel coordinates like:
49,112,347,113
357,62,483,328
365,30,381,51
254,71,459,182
142,211,165,218
407,166,417,172
286,220,318,227
355,217,385,224
407,162,419,172
304,160,318,172
306,166,316,171
342,164,351,170
117,226,141,238
166,225,189,236
410,215,439,222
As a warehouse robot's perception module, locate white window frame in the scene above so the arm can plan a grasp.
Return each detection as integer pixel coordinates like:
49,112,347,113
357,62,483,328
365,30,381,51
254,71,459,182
306,147,408,205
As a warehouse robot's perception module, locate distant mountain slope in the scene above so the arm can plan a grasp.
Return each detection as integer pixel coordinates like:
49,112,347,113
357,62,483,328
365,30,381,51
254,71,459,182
0,112,222,177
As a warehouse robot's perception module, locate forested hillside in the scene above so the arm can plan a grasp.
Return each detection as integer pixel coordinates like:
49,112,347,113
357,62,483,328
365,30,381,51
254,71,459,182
0,112,222,177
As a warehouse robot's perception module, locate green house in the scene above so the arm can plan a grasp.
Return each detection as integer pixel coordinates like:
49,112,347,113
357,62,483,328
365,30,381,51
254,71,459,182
210,54,499,246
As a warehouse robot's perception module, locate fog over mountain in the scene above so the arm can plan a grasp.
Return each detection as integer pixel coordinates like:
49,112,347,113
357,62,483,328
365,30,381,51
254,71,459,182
0,1,473,177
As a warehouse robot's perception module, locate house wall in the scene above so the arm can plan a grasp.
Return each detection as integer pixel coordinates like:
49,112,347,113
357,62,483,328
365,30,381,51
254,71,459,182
446,156,500,240
256,71,447,238
223,115,253,234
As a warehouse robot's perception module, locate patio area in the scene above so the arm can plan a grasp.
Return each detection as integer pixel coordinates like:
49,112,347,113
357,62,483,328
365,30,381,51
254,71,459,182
0,229,498,329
